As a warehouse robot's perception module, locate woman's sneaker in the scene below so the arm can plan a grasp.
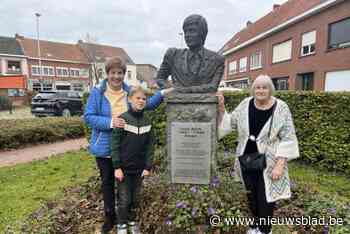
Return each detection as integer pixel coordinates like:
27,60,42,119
116,224,128,234
128,221,141,234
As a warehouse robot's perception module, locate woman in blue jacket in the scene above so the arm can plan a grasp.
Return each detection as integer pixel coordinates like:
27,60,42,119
84,56,172,233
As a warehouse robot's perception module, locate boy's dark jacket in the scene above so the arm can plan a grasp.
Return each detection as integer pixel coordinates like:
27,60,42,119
111,107,154,175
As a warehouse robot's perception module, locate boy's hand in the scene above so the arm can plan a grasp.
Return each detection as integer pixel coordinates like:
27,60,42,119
112,117,126,128
141,170,150,177
114,169,124,181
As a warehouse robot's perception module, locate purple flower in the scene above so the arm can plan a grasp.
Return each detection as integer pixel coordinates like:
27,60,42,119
323,225,329,234
327,207,336,215
210,176,220,187
208,207,216,215
229,169,235,177
190,186,198,193
175,201,186,209
191,208,198,217
165,217,172,226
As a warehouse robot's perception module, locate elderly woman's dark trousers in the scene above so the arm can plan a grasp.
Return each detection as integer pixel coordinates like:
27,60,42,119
242,170,275,234
96,157,116,217
117,174,143,225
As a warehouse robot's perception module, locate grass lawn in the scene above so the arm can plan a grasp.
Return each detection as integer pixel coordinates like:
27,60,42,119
0,150,95,232
289,161,350,201
0,106,34,119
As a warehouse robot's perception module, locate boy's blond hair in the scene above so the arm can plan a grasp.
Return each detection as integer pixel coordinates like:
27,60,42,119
128,85,148,97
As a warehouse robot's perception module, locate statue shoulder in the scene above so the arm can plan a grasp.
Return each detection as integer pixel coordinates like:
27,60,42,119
204,48,225,63
165,47,182,57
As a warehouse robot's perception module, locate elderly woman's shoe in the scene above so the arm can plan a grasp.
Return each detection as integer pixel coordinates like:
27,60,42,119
116,224,128,234
128,221,141,234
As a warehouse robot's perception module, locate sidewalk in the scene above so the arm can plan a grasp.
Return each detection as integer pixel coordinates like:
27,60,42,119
0,137,88,167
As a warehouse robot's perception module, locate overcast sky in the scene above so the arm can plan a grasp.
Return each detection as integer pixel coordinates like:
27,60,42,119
1,0,287,67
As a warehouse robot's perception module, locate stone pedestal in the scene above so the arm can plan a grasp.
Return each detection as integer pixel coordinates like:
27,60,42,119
165,93,218,184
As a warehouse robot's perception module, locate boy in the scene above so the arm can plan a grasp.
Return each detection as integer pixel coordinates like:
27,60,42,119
111,86,154,234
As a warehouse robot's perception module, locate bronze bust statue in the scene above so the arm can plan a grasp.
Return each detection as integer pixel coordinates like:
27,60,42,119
156,14,225,93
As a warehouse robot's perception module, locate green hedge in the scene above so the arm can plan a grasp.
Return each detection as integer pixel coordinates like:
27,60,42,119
83,91,350,175
148,91,350,175
0,117,85,150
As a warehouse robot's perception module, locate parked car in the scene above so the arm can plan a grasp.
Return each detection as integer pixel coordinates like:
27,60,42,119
31,91,83,117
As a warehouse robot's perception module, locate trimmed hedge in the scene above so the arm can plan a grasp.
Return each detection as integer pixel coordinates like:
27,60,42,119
0,117,85,150
82,91,350,175
148,91,350,175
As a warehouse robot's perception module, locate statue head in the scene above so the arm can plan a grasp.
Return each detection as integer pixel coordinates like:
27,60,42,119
182,14,208,50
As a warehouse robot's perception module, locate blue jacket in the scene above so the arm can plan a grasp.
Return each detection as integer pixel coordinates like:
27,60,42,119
84,79,163,157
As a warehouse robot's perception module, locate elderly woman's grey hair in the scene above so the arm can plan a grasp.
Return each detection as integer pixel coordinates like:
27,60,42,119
250,74,276,96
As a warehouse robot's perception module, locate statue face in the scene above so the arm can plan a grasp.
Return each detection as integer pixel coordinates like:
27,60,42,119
184,23,202,49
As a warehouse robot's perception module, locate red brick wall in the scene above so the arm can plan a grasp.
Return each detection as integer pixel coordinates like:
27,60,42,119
224,0,350,91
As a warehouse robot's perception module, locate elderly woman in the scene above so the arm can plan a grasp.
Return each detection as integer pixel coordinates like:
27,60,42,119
84,56,172,234
217,75,299,234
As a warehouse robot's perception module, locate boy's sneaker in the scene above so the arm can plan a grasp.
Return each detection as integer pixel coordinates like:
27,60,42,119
116,224,128,234
128,221,141,234
246,227,258,234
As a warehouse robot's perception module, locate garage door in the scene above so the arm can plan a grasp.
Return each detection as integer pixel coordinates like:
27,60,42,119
325,70,350,91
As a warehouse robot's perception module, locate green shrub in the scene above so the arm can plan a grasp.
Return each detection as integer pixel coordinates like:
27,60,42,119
0,117,85,150
82,90,350,174
220,91,350,175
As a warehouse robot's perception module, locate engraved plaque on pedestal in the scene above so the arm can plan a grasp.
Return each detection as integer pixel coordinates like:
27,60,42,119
171,122,211,184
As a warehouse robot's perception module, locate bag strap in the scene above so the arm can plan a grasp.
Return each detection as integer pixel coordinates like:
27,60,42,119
267,100,277,139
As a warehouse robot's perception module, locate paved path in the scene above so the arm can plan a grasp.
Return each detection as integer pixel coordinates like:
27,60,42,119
0,138,88,167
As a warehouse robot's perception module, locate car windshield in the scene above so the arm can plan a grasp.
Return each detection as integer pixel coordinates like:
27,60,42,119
33,92,57,99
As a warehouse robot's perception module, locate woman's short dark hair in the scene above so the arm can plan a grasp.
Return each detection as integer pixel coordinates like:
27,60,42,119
105,56,126,74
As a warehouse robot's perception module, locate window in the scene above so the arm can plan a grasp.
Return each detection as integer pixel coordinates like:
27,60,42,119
31,65,41,76
127,71,132,80
250,51,262,70
42,66,54,76
56,67,69,77
272,77,289,90
228,60,237,75
239,57,247,72
32,82,42,91
299,73,314,90
7,61,21,73
8,89,25,97
72,83,84,92
272,40,292,63
70,68,80,77
42,82,53,91
226,78,249,89
301,31,316,56
328,17,350,49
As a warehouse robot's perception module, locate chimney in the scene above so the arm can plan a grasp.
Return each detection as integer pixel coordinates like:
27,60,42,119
246,21,253,27
273,4,281,10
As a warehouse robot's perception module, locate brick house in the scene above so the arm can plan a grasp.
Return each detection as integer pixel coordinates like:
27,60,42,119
16,34,90,93
136,64,159,89
0,36,28,104
222,0,350,91
77,41,139,88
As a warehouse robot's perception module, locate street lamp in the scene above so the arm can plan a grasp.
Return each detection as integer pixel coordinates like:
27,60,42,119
35,13,42,81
